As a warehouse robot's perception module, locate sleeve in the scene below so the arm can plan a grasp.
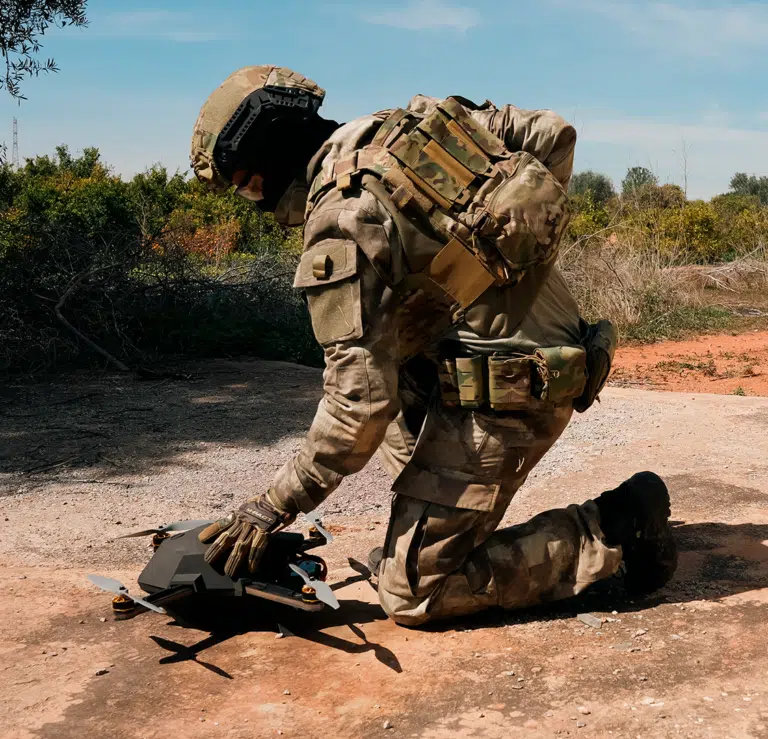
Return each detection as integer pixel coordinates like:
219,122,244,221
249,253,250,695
470,105,577,189
268,238,401,515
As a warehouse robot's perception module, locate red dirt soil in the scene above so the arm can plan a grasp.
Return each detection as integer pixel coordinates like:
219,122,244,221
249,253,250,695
611,330,768,397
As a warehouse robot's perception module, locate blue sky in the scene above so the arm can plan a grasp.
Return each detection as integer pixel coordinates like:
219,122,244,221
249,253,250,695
3,0,768,199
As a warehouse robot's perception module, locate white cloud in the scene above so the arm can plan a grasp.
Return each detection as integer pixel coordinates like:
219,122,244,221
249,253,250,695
575,113,768,198
560,1,768,57
364,0,481,32
93,9,236,42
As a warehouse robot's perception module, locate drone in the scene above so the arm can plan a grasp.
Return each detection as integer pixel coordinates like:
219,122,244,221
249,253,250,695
87,513,341,622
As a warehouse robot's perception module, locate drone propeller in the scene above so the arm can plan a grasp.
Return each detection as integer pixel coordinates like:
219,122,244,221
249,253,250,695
87,574,166,614
115,520,213,539
305,512,334,544
288,564,340,610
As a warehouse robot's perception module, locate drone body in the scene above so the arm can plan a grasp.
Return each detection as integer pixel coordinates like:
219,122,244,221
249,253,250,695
88,519,338,621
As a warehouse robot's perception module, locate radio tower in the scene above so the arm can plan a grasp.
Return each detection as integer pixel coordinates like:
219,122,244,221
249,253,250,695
11,118,19,168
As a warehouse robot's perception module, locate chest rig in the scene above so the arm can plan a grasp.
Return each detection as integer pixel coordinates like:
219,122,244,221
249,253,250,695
305,98,571,359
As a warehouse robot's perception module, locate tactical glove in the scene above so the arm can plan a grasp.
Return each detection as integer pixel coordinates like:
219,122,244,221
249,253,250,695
198,492,294,577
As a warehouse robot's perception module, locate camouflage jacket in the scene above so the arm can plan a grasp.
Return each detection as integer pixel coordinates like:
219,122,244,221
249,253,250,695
270,96,582,515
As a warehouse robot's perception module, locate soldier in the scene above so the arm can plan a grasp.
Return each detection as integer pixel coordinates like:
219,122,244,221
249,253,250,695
190,66,677,626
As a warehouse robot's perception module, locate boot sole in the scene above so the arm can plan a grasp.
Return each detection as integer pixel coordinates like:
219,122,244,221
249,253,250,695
623,474,678,594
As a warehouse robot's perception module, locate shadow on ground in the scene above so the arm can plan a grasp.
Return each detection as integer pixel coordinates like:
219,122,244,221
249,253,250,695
114,520,768,671
0,359,323,489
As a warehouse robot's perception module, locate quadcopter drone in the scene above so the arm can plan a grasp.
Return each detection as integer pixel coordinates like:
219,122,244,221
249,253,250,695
87,513,341,621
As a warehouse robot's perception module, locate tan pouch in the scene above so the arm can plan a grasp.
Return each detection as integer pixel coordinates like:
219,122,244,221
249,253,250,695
455,355,484,409
294,240,362,346
534,346,587,403
437,358,460,408
488,355,532,411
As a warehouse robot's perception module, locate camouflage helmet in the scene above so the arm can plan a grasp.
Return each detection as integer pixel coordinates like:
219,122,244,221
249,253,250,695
190,65,326,193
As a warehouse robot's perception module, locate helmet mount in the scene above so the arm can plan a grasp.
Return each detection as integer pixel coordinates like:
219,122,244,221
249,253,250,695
213,86,323,184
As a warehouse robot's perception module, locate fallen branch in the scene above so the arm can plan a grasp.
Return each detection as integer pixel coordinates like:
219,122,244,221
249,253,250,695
54,264,131,373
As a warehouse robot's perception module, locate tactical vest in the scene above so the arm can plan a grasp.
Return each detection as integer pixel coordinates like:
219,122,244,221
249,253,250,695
305,98,570,358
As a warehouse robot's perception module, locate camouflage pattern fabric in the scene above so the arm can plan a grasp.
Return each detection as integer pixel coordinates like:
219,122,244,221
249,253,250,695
376,399,622,625
263,91,622,625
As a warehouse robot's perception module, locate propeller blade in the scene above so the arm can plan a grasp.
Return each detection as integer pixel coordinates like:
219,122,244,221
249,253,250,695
127,594,166,615
116,519,213,539
163,519,213,532
309,581,340,610
305,512,334,543
87,574,127,594
116,529,161,539
86,575,166,614
288,564,340,610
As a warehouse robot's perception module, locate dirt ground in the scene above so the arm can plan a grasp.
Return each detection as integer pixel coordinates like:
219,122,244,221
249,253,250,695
612,330,768,397
2,335,768,739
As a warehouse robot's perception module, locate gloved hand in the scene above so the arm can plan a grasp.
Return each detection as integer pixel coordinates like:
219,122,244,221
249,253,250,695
198,491,294,577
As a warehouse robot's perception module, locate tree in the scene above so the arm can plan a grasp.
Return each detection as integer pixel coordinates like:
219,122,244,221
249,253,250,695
729,172,768,205
621,166,658,197
569,171,615,206
0,1,87,100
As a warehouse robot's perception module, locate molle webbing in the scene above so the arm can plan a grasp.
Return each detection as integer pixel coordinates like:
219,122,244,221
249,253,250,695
304,99,568,360
305,103,510,319
439,348,587,411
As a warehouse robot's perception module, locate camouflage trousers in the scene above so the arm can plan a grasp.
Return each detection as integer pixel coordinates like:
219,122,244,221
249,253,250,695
376,400,623,626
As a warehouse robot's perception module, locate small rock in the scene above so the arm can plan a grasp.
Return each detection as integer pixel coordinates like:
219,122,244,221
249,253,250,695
638,676,649,682
671,634,682,640
94,668,109,676
703,697,714,702
78,619,85,624
641,697,657,706
199,717,205,722
577,613,603,629
99,617,106,623
531,666,542,674
517,677,524,682
577,706,591,715
633,628,648,637
275,632,285,639
18,575,26,580
498,670,515,677
479,712,485,718
283,690,291,695
383,720,393,729
576,721,586,728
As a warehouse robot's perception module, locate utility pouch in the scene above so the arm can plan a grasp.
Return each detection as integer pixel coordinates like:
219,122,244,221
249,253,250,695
455,355,484,409
533,346,587,403
437,358,460,408
488,355,532,411
573,319,618,413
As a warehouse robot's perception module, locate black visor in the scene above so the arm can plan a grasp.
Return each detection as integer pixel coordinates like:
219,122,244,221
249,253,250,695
213,86,322,184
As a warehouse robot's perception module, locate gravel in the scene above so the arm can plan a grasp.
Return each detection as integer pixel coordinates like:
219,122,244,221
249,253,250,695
2,358,765,569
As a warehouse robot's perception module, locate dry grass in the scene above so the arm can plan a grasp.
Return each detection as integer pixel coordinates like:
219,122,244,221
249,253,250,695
560,242,768,343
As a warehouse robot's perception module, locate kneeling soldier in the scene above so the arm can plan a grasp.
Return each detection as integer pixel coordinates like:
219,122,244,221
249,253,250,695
190,66,677,626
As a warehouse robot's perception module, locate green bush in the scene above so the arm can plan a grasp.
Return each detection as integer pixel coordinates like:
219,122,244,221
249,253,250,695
0,146,317,374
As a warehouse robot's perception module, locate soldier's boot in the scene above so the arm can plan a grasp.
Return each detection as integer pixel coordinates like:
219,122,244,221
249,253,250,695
594,471,678,594
368,546,384,578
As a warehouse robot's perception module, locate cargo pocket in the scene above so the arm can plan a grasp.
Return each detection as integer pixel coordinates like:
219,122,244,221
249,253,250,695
294,240,363,346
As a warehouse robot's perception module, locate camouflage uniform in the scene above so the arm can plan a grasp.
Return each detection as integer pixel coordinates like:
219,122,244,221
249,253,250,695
269,95,623,626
